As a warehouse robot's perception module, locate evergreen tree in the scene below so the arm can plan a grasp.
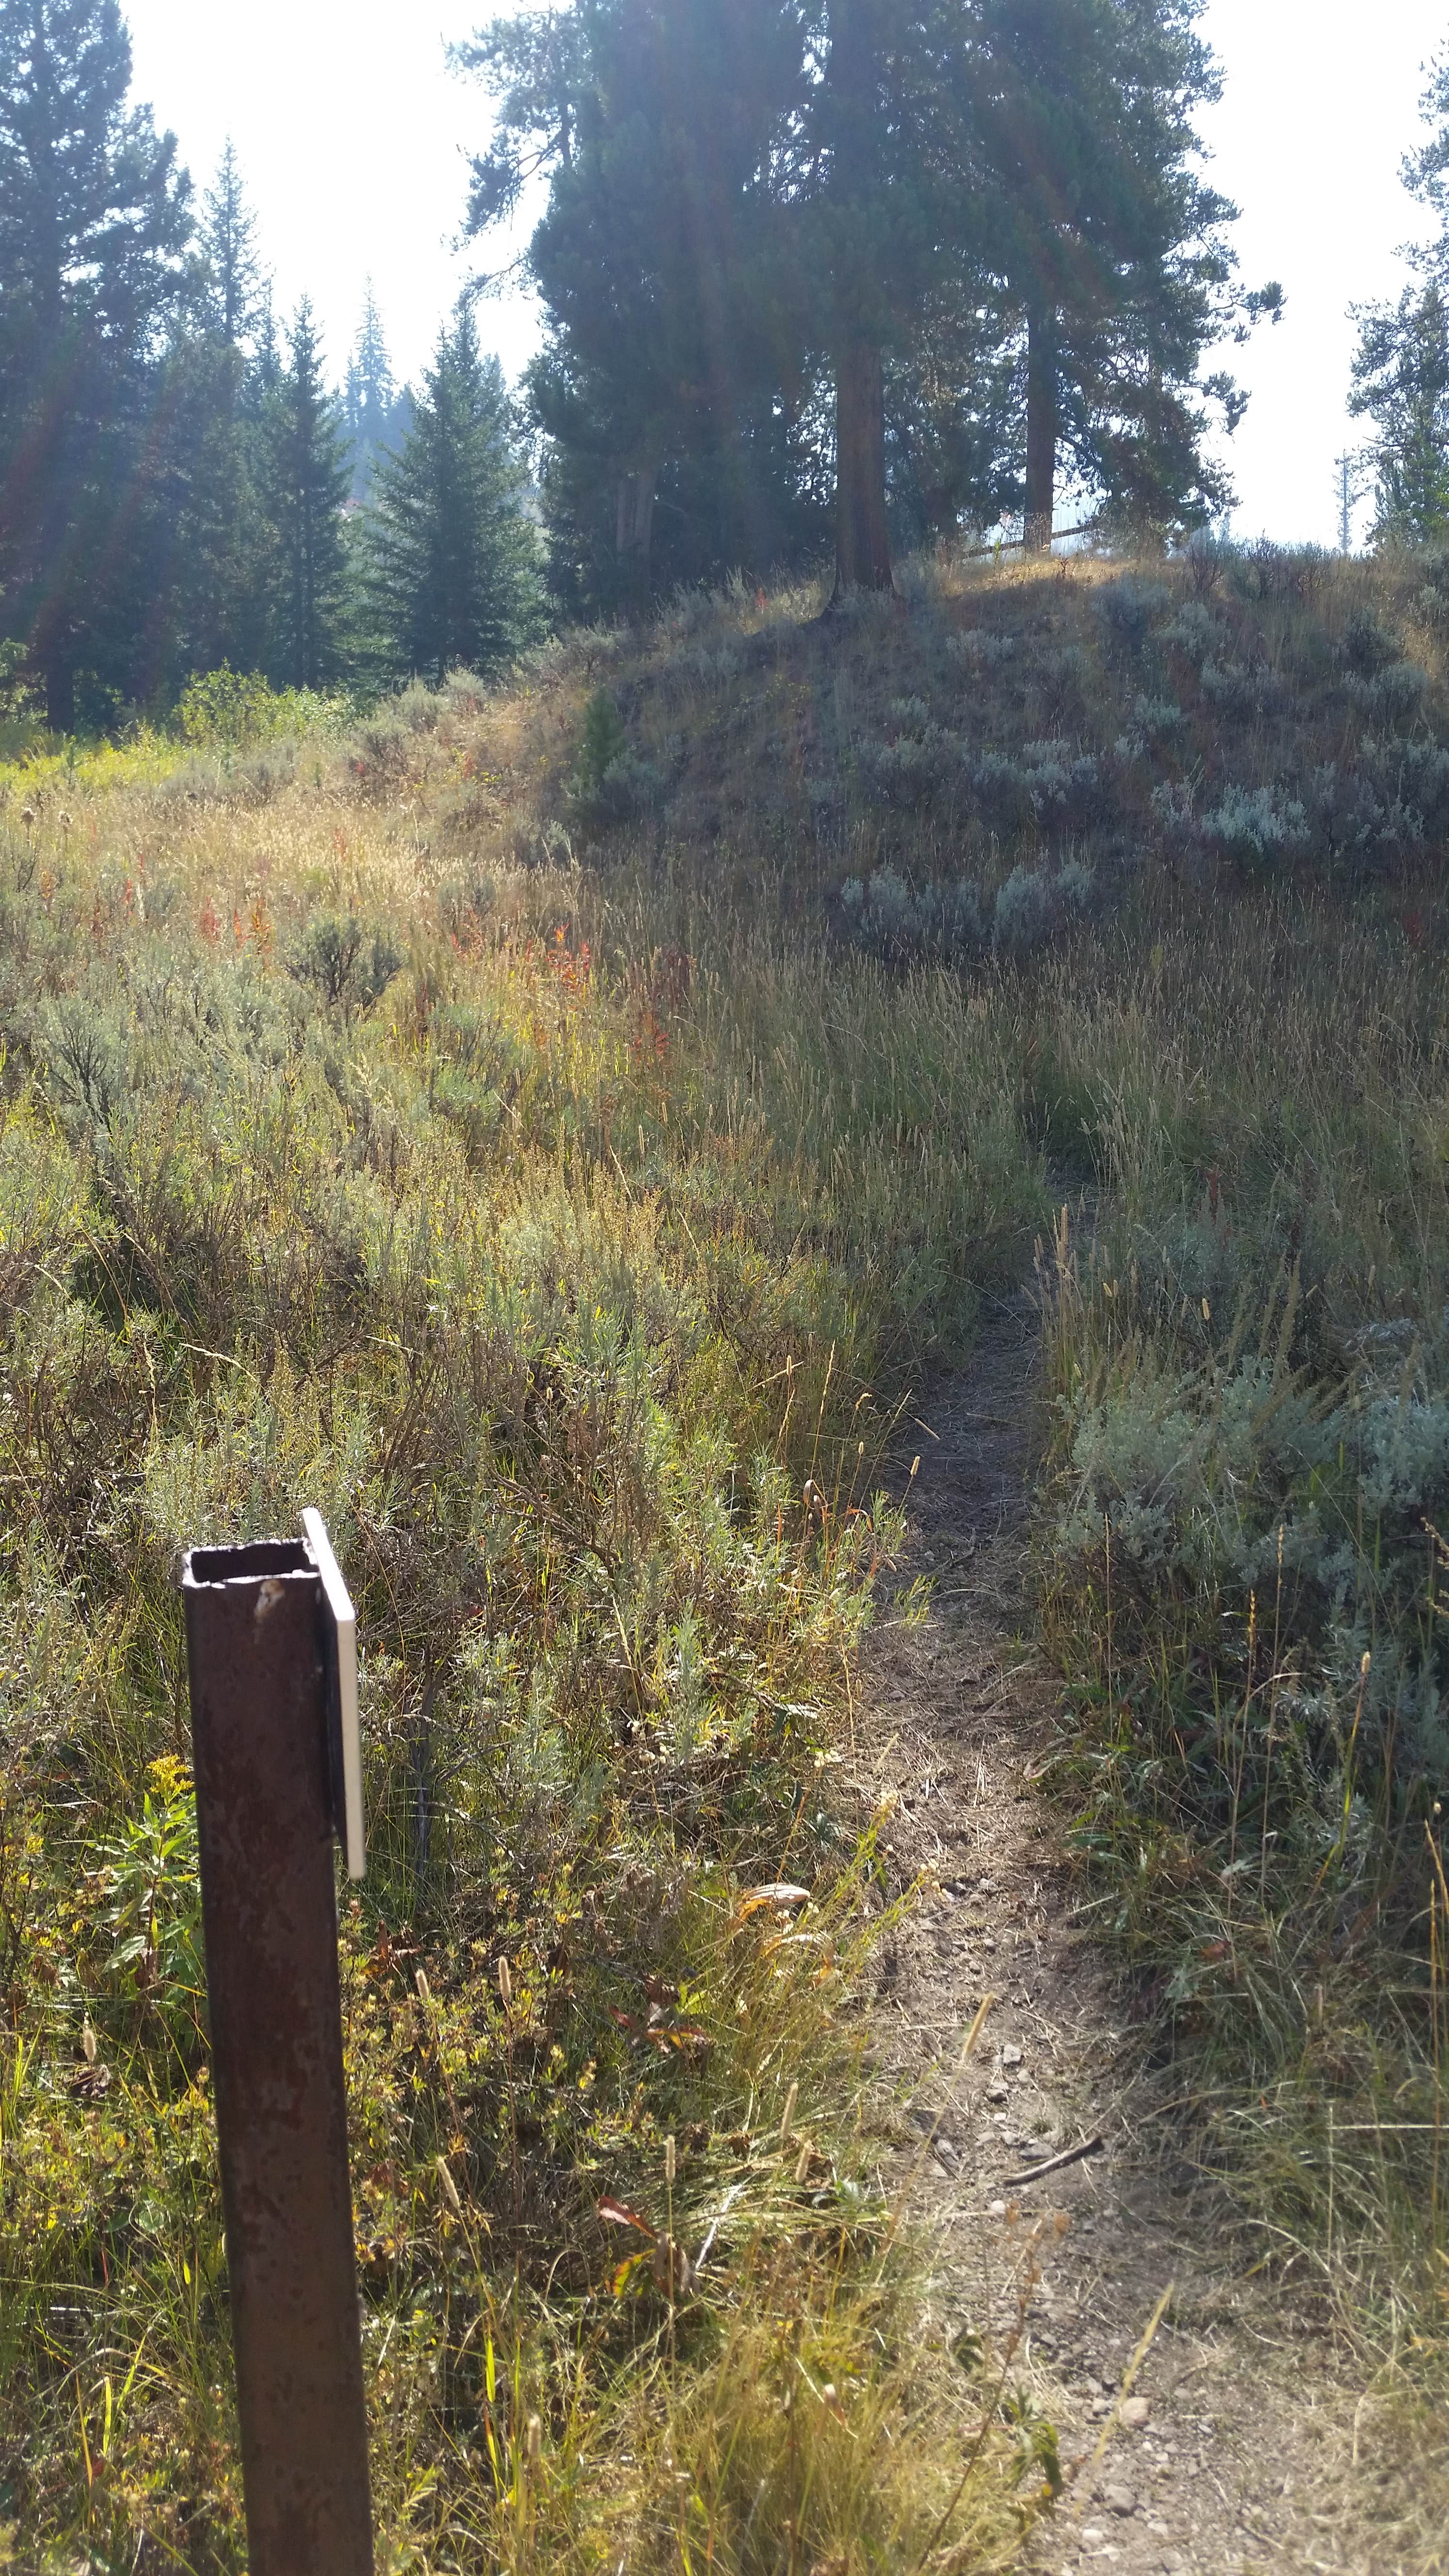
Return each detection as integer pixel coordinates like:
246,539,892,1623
459,0,1265,604
198,136,262,346
262,300,353,688
530,352,832,613
462,0,966,602
0,0,191,727
806,0,975,596
253,278,282,395
458,0,808,608
161,140,274,679
1002,0,1278,544
344,281,412,499
367,303,543,679
1351,282,1449,546
808,0,1275,569
1349,53,1449,549
799,0,1274,572
1396,43,1449,280
883,300,1021,551
165,344,276,682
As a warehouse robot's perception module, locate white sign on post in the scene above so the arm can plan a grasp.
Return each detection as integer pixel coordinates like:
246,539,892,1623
302,1509,365,1880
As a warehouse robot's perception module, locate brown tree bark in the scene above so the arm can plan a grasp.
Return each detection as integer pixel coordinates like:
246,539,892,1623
44,657,76,736
615,467,657,607
832,337,894,596
1025,306,1057,554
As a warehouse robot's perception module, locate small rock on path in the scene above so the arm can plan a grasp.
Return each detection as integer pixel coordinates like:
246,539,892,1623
854,1288,1397,2576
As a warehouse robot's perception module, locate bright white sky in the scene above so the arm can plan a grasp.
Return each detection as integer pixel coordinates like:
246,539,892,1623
122,0,1448,549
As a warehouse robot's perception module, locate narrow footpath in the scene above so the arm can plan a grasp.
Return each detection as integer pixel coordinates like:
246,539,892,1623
853,1287,1402,2576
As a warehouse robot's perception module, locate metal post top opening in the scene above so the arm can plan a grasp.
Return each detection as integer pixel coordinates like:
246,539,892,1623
183,1539,315,1588
179,1517,365,1882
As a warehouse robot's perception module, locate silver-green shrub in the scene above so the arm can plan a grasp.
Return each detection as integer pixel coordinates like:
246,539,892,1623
1050,1343,1449,1777
1094,576,1171,654
1306,762,1413,865
1345,660,1431,726
1115,695,1187,759
855,726,966,808
1366,735,1449,833
1199,783,1310,867
839,867,984,962
1161,601,1225,665
1201,658,1279,724
992,860,1095,956
946,627,1017,668
972,739,1106,834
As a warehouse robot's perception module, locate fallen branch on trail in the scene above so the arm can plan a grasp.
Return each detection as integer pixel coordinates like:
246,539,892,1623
1001,2132,1106,2190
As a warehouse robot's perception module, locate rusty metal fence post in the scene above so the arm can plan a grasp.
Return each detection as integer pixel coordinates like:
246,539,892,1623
180,1535,374,2576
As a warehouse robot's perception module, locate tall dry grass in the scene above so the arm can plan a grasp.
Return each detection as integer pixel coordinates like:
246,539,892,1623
6,532,1449,2561
0,641,1050,2565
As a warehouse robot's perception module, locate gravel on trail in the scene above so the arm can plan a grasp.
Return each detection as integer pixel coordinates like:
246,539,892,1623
854,1288,1397,2576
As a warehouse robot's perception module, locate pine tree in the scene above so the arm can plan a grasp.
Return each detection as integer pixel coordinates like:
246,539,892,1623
367,302,543,680
462,0,958,603
253,279,282,395
199,137,262,347
164,341,275,683
884,302,1021,551
460,0,1270,603
1351,282,1449,546
811,0,1278,573
815,0,898,595
1349,53,1449,548
344,282,412,499
262,300,353,688
0,0,191,727
1397,44,1449,276
902,0,1276,554
528,347,832,614
459,0,808,608
159,140,275,679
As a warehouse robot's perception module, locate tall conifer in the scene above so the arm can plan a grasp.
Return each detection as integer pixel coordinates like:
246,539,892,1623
262,300,352,688
0,0,190,725
1352,283,1449,545
199,137,262,347
367,303,543,680
459,0,806,607
161,140,274,678
1351,48,1449,545
969,0,1277,546
344,283,412,499
460,0,1271,594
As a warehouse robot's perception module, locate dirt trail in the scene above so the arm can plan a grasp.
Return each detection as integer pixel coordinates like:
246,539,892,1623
854,1289,1395,2576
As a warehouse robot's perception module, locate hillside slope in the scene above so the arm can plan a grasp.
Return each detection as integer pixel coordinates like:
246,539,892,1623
1,540,1448,2568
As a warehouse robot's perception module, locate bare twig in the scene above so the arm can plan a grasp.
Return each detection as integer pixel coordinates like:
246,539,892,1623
1067,2280,1175,2516
1001,2132,1106,2190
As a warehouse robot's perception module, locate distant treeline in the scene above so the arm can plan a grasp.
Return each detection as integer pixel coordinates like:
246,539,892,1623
456,0,1283,612
0,6,544,733
27,0,1449,732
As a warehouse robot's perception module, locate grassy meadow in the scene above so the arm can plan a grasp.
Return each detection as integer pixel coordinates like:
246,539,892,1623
2,536,1449,2566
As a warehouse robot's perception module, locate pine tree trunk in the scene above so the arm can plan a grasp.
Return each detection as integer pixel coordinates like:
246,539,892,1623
1025,307,1057,554
833,337,894,596
615,468,656,607
44,648,75,737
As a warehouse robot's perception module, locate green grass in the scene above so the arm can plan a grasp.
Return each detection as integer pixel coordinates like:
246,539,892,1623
1030,876,1449,2529
0,636,1052,2567
5,535,1449,2565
